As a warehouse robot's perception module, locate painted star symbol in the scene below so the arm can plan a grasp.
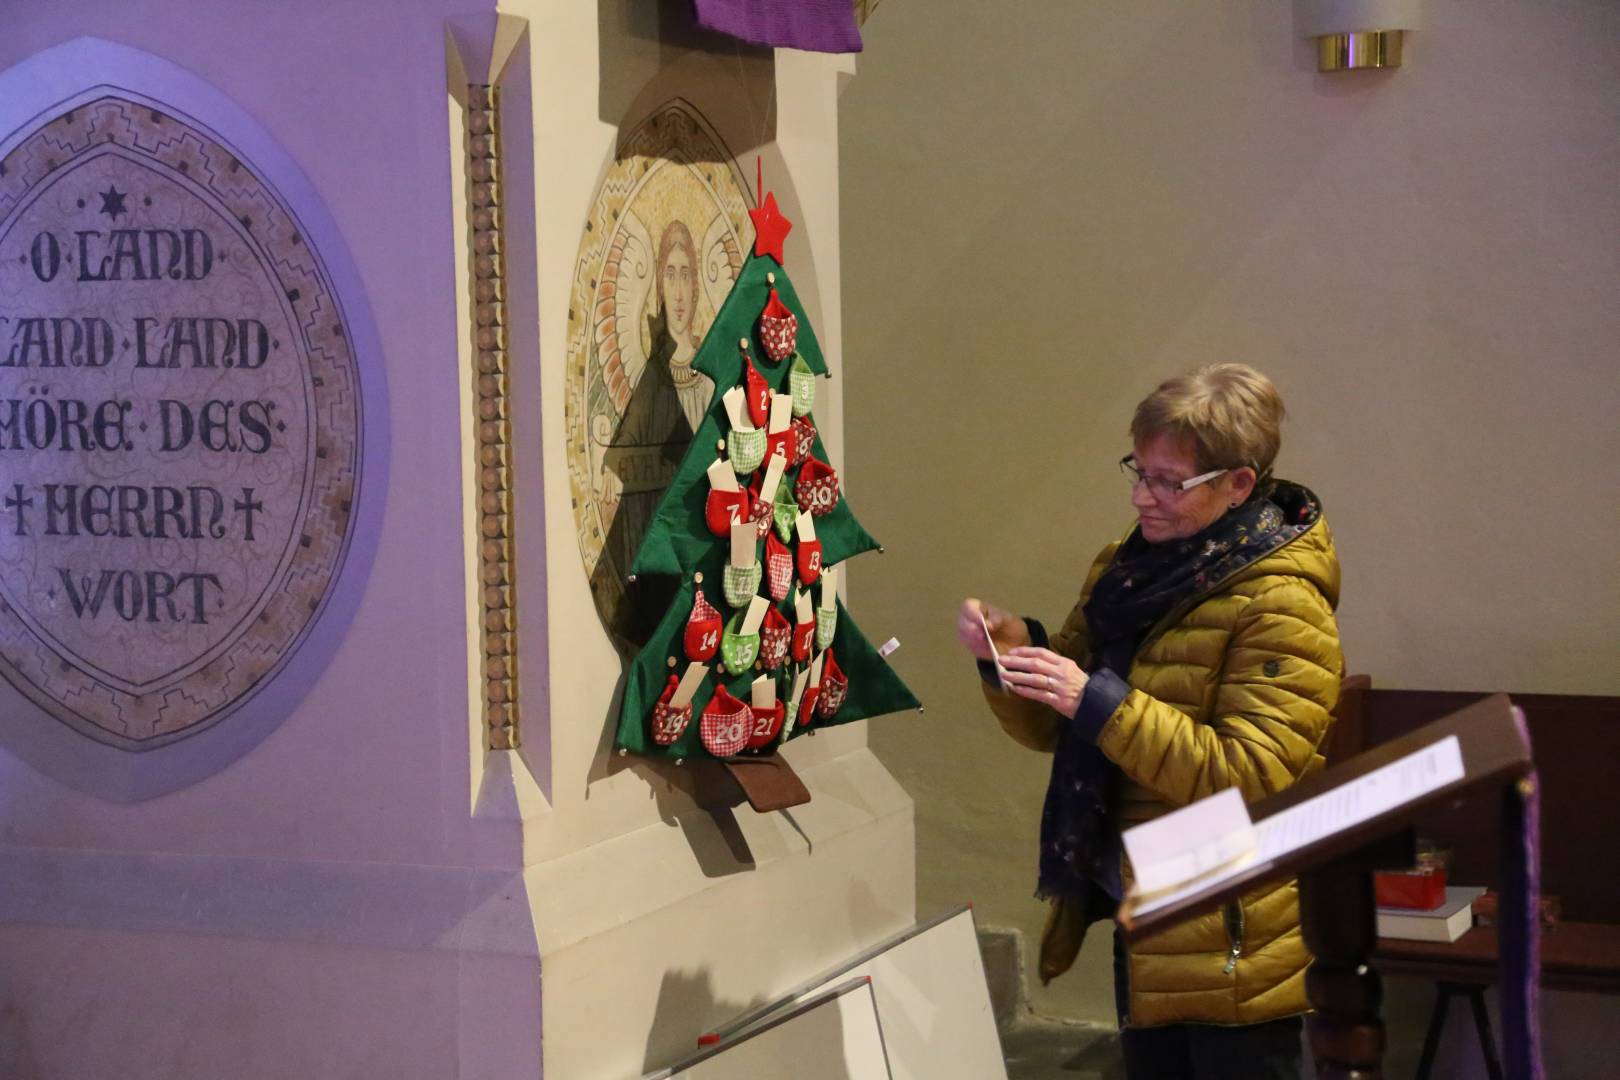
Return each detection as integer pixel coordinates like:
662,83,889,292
748,191,793,265
98,186,129,221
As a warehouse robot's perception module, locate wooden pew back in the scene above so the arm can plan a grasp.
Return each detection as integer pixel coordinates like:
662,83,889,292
1327,680,1620,924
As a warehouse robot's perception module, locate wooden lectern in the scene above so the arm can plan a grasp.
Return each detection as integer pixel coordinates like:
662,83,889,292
1119,694,1538,1079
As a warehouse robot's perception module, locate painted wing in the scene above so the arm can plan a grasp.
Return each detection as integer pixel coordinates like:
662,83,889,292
596,213,656,415
698,216,743,324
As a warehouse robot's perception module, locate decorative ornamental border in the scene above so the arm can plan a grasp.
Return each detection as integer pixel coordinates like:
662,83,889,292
0,39,389,800
463,84,519,750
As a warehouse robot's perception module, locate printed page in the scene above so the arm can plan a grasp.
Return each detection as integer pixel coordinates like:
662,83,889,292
1129,735,1466,918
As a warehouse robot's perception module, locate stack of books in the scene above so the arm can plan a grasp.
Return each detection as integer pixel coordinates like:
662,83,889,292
1376,885,1486,943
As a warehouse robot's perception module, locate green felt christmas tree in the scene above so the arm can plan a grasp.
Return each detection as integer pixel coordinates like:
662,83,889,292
615,191,919,761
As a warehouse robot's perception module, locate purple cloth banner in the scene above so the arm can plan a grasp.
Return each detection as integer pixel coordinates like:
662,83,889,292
1501,714,1544,1080
692,0,864,54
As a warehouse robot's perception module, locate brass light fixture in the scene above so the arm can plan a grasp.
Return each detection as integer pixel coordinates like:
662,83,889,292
1318,30,1404,71
1296,0,1420,72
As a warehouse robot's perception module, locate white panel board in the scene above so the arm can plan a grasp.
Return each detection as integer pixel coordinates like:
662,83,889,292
714,906,1007,1080
652,977,891,1080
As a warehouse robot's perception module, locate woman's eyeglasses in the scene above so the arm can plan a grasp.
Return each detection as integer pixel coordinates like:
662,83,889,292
1119,455,1229,499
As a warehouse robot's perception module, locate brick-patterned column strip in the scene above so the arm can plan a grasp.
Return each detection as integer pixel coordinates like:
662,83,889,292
466,85,519,749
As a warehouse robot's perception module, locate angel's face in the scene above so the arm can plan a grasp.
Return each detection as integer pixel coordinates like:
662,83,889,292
661,245,695,337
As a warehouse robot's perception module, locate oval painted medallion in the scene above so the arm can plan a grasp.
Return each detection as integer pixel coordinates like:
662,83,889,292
0,94,363,750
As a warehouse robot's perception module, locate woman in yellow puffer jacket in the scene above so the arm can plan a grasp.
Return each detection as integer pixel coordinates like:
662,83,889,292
959,363,1342,1080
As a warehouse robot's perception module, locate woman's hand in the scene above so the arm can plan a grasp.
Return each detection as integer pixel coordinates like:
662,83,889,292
957,598,1029,661
1000,647,1089,716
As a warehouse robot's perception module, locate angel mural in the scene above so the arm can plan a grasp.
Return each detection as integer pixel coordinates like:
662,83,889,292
600,219,713,505
564,102,753,649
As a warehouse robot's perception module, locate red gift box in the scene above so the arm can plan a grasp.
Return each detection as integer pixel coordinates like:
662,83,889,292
1374,870,1448,910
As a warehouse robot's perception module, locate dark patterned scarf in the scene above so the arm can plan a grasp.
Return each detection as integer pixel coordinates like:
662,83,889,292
1036,482,1321,904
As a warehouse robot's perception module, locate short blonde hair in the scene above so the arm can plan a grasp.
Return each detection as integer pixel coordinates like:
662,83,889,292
1130,363,1286,477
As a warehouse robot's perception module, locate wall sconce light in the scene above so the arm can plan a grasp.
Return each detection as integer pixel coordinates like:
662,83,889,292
1296,0,1421,72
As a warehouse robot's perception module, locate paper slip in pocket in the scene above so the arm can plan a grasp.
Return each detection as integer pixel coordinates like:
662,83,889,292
730,521,757,567
1121,787,1256,896
790,587,816,662
768,392,793,434
818,566,839,611
740,595,769,636
758,453,787,502
794,510,822,585
751,674,777,709
706,458,740,493
669,662,710,709
723,386,752,431
783,665,812,736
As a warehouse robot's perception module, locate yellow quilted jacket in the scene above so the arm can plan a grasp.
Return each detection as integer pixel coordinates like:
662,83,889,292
983,492,1343,1028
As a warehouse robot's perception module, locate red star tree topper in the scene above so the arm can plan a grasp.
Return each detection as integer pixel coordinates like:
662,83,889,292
748,158,793,264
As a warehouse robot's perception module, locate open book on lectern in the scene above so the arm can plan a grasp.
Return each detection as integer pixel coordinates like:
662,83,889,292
1117,693,1533,937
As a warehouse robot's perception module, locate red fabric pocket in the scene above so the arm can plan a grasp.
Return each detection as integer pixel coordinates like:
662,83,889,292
795,456,840,517
791,609,816,663
744,352,771,428
797,683,822,733
818,650,848,719
766,531,794,601
792,415,816,464
765,428,796,468
745,481,772,539
758,287,798,362
759,606,791,670
796,538,823,587
650,674,694,746
705,487,748,537
746,701,785,750
700,685,752,757
684,591,722,661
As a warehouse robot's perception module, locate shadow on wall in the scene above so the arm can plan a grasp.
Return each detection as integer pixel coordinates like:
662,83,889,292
598,0,772,127
585,664,758,874
641,967,773,1075
676,805,757,876
644,967,867,1080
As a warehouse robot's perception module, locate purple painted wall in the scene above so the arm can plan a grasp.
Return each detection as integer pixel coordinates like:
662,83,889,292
0,5,543,1078
1,0,484,864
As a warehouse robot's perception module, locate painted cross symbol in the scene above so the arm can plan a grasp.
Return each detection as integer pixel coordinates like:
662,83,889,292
4,484,34,535
233,487,265,541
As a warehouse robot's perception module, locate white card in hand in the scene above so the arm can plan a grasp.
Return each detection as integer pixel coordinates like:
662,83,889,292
978,609,1008,690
